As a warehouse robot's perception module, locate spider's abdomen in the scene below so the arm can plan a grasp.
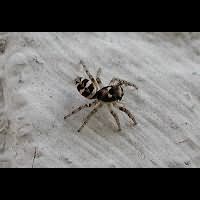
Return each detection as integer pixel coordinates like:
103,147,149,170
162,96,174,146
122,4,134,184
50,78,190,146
95,86,124,102
75,77,97,99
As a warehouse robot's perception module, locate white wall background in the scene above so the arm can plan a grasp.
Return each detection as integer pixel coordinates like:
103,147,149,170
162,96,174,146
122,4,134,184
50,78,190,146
0,32,200,168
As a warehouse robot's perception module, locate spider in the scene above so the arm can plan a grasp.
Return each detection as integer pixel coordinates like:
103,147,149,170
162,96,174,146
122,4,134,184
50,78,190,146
64,60,138,132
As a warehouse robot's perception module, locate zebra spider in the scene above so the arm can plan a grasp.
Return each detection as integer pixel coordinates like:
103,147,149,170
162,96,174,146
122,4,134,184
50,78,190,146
64,60,138,132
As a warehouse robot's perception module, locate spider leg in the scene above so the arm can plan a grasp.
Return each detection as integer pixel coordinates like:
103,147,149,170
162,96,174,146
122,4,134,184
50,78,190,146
108,104,121,131
96,67,103,88
77,103,103,132
113,103,137,126
80,60,100,89
109,78,138,90
64,100,99,120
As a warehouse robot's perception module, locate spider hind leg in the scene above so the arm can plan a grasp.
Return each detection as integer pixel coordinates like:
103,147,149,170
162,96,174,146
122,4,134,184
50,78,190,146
96,67,103,88
80,60,100,89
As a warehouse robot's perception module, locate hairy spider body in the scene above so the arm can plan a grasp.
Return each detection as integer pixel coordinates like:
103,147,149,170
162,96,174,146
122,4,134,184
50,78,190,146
64,60,138,132
95,86,124,102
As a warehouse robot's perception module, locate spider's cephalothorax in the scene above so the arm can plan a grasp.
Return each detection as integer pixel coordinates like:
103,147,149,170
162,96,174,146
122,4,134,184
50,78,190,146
64,60,138,132
95,86,124,102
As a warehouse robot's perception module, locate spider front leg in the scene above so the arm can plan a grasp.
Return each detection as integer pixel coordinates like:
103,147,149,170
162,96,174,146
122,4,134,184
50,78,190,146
109,78,138,90
113,103,137,126
77,103,103,132
64,100,99,120
108,104,121,132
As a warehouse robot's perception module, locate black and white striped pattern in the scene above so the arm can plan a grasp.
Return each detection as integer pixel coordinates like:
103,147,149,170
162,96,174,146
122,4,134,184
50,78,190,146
76,77,97,99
